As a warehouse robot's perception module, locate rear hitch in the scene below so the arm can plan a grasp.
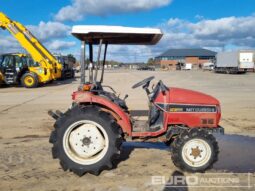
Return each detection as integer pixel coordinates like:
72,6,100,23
48,110,63,120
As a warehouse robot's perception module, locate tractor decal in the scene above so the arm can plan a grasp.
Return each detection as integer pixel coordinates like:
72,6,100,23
156,103,217,113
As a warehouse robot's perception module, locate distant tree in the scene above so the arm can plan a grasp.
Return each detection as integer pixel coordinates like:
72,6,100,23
67,54,76,63
147,58,155,65
68,55,76,63
67,54,74,57
105,60,121,66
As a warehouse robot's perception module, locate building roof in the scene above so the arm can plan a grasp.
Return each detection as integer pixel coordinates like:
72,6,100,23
157,48,217,57
71,25,163,45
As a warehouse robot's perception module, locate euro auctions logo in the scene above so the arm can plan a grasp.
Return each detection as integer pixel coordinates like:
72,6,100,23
151,172,252,188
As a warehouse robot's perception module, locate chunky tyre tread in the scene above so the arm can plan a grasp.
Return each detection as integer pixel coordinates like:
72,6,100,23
49,105,122,176
52,146,59,159
49,130,57,143
60,160,68,171
171,128,219,172
21,72,39,88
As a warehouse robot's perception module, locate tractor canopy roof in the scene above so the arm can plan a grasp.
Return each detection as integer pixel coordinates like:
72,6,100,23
71,25,163,45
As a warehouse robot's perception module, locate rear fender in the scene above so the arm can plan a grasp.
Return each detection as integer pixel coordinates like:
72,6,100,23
73,91,132,135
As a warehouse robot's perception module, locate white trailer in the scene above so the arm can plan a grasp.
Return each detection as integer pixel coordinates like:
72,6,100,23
182,63,193,70
215,51,255,74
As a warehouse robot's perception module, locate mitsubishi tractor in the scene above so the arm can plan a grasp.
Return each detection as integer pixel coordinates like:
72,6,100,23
48,25,224,176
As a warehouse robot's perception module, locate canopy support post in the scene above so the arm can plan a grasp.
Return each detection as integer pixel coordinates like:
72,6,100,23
94,39,103,84
88,43,93,83
100,43,108,83
80,41,86,85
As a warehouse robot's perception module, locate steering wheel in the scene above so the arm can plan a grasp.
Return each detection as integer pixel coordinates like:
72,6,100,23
132,76,155,89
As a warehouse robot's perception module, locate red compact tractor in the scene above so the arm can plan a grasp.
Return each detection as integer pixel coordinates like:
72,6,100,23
48,26,224,176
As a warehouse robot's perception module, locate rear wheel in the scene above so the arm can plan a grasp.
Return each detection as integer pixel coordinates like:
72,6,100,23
21,73,38,88
50,106,122,176
171,128,219,172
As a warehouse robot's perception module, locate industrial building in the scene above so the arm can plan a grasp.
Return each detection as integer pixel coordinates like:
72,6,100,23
155,48,216,70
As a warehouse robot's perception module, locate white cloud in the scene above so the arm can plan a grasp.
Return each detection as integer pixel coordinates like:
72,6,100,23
190,16,255,43
0,21,75,54
158,15,255,51
195,14,204,20
27,21,71,42
0,33,25,53
106,45,154,63
103,15,255,62
0,34,18,49
54,0,172,21
47,40,76,51
1,14,255,62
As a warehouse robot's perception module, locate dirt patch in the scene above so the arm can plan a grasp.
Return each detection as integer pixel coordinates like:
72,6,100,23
13,135,48,139
244,126,255,130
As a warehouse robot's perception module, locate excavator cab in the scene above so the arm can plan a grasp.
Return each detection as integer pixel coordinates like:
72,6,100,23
54,54,75,79
0,53,28,85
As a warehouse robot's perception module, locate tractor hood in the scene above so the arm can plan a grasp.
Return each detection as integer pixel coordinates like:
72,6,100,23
168,88,220,105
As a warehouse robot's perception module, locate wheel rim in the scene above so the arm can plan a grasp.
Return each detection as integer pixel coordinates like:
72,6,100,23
24,76,34,86
181,138,212,168
63,120,109,165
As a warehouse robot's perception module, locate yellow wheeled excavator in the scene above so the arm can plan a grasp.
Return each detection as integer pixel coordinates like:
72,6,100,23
0,12,65,87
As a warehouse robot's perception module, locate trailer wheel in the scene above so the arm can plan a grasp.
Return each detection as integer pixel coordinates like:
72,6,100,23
21,73,39,88
171,128,219,172
50,106,122,176
71,70,75,78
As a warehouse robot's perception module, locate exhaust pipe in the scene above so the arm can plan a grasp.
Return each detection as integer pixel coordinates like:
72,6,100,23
48,110,62,120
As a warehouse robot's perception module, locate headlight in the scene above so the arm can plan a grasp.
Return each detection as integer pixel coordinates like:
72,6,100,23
37,68,44,74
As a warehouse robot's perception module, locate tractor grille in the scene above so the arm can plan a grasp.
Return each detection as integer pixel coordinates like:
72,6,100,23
201,118,214,125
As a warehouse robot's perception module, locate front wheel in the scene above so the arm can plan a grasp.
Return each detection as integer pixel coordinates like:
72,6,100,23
49,106,123,176
21,73,39,88
171,128,219,172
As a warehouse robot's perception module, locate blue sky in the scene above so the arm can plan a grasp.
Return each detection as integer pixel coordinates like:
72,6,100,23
1,0,255,62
